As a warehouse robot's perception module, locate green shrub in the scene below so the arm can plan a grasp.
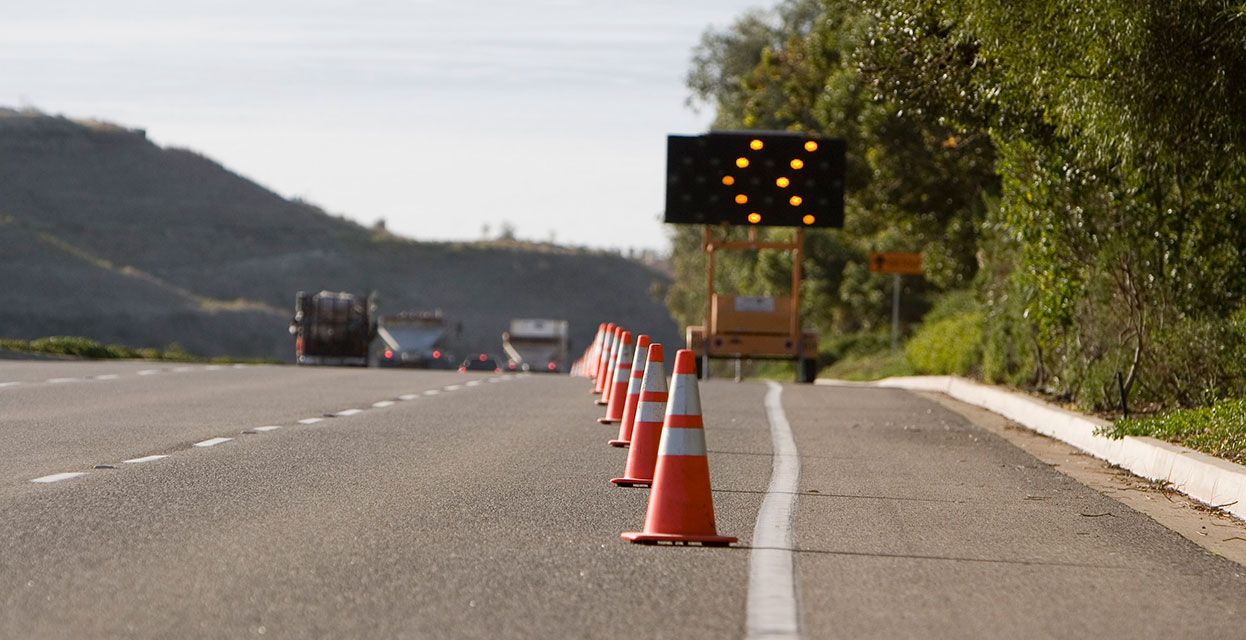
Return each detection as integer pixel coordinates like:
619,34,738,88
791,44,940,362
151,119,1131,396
1098,398,1246,465
905,292,984,376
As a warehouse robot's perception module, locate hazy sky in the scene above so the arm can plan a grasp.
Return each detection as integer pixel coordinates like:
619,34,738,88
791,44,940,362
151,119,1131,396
3,1,771,252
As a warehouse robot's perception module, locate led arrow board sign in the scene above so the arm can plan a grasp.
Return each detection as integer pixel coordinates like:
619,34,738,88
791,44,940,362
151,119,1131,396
664,131,845,228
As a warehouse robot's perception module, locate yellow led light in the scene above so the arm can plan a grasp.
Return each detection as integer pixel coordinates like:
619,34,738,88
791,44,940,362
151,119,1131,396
802,214,816,225
748,213,762,224
790,158,804,170
722,175,735,186
750,139,764,150
776,177,790,188
804,140,818,152
789,196,803,206
736,157,750,168
735,194,748,204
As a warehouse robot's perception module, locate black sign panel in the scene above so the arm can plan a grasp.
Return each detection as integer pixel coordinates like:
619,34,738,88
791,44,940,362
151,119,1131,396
664,131,844,228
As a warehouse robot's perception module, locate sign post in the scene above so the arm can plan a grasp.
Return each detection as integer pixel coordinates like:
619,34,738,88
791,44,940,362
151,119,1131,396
868,252,924,352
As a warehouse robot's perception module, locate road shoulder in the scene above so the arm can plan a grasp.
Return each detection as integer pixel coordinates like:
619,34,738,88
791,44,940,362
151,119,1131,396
915,390,1246,566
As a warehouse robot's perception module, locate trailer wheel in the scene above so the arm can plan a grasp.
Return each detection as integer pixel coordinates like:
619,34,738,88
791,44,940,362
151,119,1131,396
797,358,818,384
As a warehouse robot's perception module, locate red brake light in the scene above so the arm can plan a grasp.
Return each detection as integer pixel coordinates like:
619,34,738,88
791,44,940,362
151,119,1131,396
433,350,441,359
478,354,487,361
508,363,516,370
384,350,393,359
547,362,557,371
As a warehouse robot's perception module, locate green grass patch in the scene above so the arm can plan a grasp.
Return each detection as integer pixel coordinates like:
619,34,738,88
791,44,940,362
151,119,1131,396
820,349,916,381
1097,398,1246,465
0,336,281,365
747,360,798,382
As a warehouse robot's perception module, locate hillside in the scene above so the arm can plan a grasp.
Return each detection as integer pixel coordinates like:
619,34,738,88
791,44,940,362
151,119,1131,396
0,109,679,362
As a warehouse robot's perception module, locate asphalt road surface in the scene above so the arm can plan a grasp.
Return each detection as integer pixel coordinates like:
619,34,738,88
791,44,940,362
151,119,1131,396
2,360,1244,639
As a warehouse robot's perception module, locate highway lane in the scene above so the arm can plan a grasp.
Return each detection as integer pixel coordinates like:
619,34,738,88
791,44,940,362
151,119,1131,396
1,362,767,638
0,362,469,492
3,360,1245,638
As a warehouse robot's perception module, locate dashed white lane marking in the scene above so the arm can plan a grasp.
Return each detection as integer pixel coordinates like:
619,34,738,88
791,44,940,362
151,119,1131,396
95,374,120,380
193,437,233,448
397,394,419,400
0,381,20,388
465,380,482,387
205,365,223,371
335,409,364,416
423,389,441,396
47,377,77,384
251,426,282,432
137,369,159,376
487,378,501,383
31,472,88,483
372,401,396,408
747,381,802,640
298,417,324,424
172,367,192,373
124,455,169,464
443,384,463,391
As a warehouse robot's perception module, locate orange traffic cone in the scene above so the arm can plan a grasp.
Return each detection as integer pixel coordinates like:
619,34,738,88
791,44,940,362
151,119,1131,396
599,331,635,424
608,335,649,443
586,323,606,379
612,343,666,484
594,324,619,399
622,349,736,546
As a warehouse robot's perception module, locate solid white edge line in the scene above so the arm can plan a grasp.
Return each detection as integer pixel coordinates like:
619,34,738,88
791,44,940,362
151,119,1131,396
747,381,802,640
193,437,233,448
31,472,88,483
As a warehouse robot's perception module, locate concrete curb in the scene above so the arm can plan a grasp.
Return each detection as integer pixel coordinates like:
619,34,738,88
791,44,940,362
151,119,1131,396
816,375,1246,522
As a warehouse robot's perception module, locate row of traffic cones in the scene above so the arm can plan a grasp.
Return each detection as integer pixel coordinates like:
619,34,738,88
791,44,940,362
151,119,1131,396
573,322,736,546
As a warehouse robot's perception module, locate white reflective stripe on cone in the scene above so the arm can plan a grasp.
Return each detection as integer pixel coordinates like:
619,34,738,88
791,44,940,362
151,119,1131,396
615,343,634,369
637,400,666,423
666,373,701,417
657,427,707,457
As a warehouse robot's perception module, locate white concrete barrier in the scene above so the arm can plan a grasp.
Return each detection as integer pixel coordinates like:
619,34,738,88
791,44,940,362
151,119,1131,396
818,375,1246,521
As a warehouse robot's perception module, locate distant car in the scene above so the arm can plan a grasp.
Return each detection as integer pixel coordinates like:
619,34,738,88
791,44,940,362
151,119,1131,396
378,347,453,369
506,360,560,373
459,354,501,373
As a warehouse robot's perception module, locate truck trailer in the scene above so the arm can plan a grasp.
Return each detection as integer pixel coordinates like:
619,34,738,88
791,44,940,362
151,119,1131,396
290,290,376,366
501,318,569,373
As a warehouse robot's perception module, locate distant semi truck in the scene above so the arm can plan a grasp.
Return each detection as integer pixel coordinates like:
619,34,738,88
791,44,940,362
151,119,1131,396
290,290,377,366
502,318,569,373
376,310,454,369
